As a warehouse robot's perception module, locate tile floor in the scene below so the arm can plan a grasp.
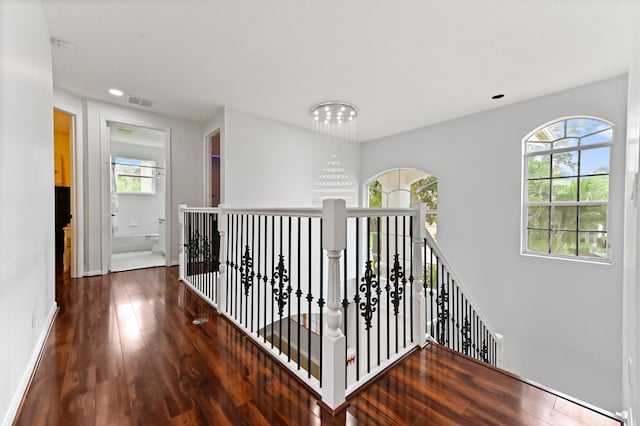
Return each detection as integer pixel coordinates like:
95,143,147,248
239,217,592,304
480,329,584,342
111,250,165,272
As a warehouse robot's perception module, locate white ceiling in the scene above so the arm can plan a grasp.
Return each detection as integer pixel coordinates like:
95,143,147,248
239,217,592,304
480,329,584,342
44,0,639,142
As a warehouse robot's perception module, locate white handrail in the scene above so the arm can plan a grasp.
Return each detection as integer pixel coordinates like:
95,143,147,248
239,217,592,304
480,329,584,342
346,207,414,217
220,205,323,217
182,207,219,213
183,205,416,218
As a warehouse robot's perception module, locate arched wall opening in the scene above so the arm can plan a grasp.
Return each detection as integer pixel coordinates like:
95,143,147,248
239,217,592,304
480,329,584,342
365,168,438,238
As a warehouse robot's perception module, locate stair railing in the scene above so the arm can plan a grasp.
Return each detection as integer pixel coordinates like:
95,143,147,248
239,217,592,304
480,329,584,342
423,229,504,366
178,200,503,412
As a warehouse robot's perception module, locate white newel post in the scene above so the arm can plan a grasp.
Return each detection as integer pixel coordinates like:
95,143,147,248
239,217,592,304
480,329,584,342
217,205,228,313
411,203,427,347
321,199,347,410
178,204,187,281
495,333,504,367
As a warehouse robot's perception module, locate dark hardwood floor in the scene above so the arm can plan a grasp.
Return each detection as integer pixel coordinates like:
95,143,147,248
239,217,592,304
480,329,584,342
15,267,621,425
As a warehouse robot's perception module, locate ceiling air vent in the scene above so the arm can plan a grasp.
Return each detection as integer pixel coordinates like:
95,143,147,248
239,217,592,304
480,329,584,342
126,95,152,108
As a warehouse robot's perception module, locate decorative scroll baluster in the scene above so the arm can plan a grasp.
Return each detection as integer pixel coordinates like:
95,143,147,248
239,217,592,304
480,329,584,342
480,338,489,363
241,245,254,296
273,254,290,316
359,260,379,331
461,315,472,355
389,254,404,315
436,281,449,344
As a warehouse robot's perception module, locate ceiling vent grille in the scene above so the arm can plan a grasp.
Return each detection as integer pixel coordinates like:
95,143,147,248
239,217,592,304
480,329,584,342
126,95,152,108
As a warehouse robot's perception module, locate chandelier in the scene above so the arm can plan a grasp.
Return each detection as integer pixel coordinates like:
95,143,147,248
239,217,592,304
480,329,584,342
311,101,358,141
310,101,358,205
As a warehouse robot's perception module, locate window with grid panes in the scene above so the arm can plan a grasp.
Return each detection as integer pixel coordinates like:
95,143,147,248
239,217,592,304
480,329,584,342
523,117,612,260
114,157,156,194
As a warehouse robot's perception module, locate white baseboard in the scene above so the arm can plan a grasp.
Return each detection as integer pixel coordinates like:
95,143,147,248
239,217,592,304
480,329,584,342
85,270,103,276
2,302,58,426
170,259,179,266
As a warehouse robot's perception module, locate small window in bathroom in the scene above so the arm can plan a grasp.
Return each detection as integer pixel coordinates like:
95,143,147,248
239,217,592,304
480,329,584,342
114,157,157,194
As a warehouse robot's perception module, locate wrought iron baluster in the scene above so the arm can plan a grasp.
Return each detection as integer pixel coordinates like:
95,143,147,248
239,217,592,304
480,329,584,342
262,215,268,344
462,299,471,355
250,215,255,332
365,217,371,373
409,217,414,342
277,216,284,354
306,217,312,378
402,216,407,348
376,216,381,367
272,255,290,316
390,254,404,315
386,216,390,360
436,266,448,345
297,217,302,370
359,259,378,374
228,214,233,313
354,218,360,381
480,325,489,363
318,218,324,386
343,245,348,387
256,216,262,338
394,217,399,353
287,216,292,362
238,215,245,322
270,216,275,349
451,280,457,352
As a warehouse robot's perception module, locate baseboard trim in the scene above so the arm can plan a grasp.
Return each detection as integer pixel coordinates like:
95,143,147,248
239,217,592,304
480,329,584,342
85,270,103,276
2,302,58,426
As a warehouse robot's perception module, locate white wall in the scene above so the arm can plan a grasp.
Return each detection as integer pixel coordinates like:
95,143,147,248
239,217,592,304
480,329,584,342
0,1,57,424
623,24,640,424
83,99,203,273
223,108,360,207
110,141,165,238
361,76,628,411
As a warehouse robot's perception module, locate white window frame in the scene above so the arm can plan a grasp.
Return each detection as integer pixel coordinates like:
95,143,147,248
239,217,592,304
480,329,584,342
114,157,157,195
521,117,613,262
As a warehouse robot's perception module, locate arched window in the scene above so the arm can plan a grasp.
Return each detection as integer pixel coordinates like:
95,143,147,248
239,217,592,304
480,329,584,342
367,168,438,237
523,117,612,260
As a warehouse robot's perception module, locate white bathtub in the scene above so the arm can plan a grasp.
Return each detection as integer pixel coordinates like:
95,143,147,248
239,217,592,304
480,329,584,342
112,234,158,253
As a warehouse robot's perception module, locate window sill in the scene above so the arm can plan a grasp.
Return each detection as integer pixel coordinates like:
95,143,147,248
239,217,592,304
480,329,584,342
521,251,611,265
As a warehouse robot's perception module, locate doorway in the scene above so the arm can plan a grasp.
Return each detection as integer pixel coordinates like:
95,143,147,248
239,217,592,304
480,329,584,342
53,109,73,284
210,131,221,207
108,122,168,272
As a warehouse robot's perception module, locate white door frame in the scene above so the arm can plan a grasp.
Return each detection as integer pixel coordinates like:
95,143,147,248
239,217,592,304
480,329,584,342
203,129,221,207
99,115,172,274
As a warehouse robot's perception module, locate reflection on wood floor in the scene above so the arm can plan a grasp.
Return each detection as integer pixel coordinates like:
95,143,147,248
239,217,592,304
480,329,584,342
14,266,621,425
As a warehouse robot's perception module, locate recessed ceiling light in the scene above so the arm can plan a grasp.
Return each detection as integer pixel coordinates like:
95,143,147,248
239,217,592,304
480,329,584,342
109,88,124,97
491,94,505,100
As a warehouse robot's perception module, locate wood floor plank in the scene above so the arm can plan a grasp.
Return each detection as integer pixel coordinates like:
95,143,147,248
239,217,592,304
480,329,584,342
95,376,132,426
14,267,623,426
122,347,173,425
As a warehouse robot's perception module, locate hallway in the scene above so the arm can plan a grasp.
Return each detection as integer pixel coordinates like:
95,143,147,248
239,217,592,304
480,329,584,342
14,267,621,425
